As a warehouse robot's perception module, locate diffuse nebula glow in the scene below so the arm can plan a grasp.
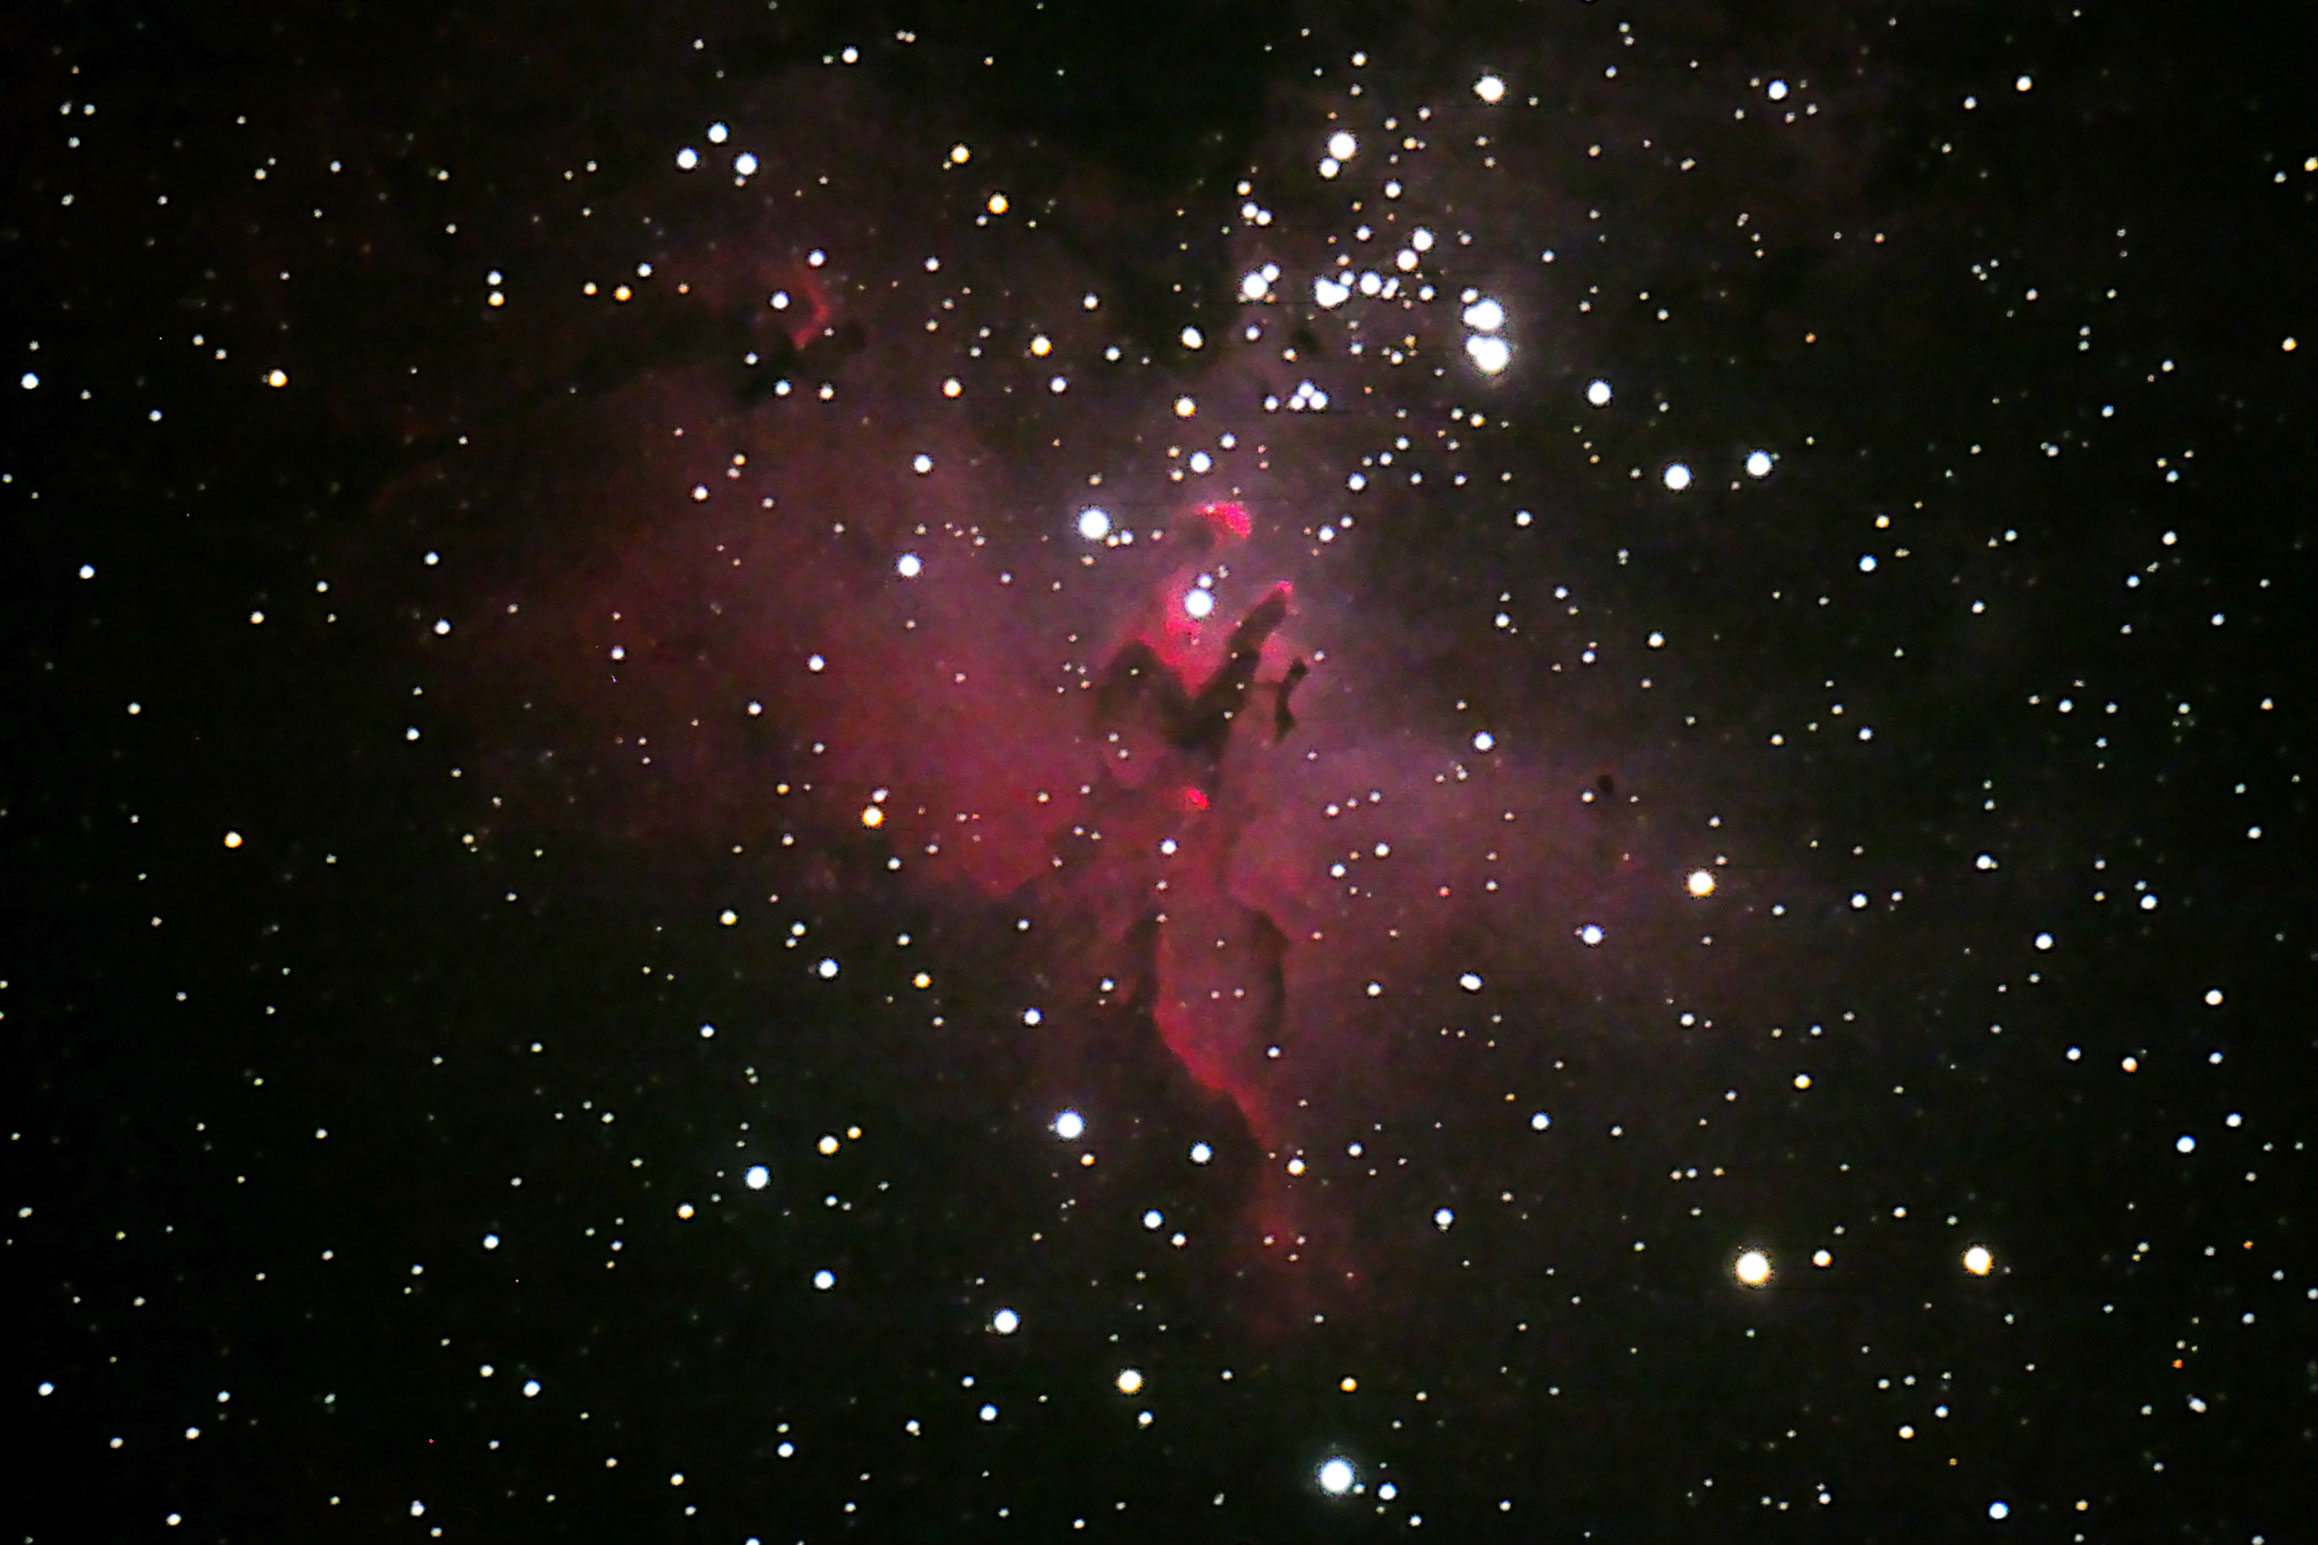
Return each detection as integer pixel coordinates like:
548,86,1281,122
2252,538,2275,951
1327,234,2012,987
411,406,1658,1302
381,74,1695,1306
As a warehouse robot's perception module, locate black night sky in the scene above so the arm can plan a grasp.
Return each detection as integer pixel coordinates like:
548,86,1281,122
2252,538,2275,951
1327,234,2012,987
7,1,2313,1540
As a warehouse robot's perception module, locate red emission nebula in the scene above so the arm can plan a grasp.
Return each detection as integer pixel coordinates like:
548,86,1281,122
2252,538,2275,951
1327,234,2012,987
381,104,1698,1305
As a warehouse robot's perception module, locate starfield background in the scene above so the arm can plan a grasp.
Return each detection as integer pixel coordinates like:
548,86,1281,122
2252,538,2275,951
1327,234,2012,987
5,1,2313,1540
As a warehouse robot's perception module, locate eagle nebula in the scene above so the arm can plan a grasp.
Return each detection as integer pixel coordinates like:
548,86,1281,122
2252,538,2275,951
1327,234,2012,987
380,68,1717,1315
